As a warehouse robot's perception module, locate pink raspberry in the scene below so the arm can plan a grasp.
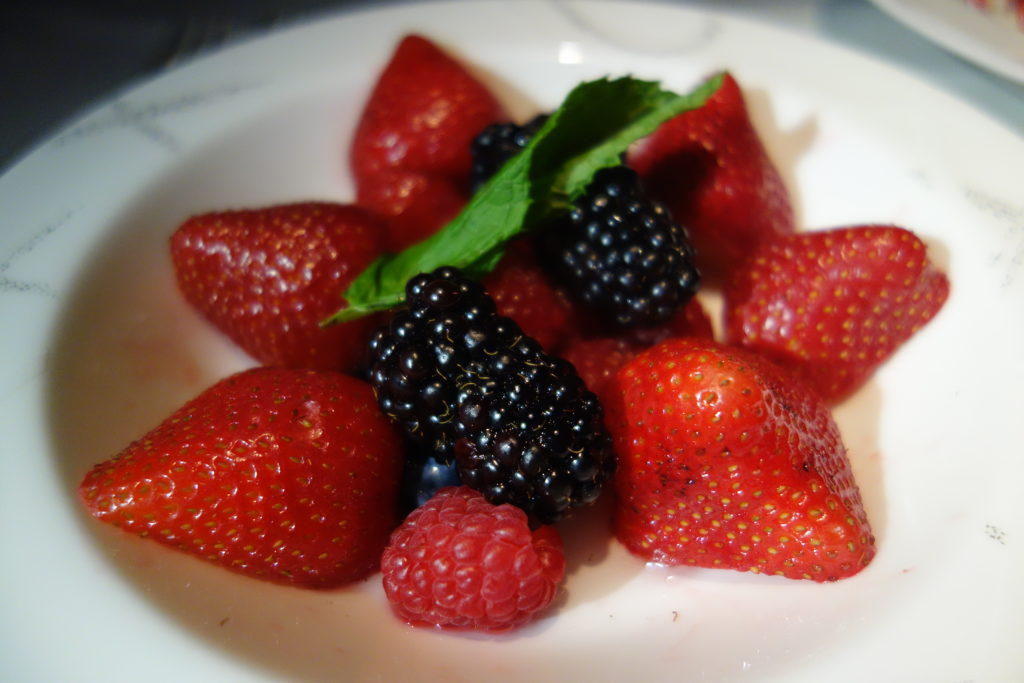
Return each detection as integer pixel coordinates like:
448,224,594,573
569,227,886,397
381,486,565,632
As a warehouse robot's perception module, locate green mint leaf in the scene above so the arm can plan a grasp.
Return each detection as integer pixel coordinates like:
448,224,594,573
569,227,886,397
325,72,722,324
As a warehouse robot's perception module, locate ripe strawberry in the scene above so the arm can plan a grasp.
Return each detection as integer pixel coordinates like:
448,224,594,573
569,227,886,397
351,35,506,249
723,225,949,402
381,486,565,632
79,367,406,588
561,337,638,407
483,239,579,352
562,298,714,405
620,296,715,348
604,337,875,582
170,201,385,372
627,72,794,282
355,170,467,252
351,34,506,182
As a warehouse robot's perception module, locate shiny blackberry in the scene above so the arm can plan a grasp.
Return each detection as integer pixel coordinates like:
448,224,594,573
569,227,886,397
367,267,496,463
451,352,612,524
368,267,614,523
538,165,700,328
469,114,549,192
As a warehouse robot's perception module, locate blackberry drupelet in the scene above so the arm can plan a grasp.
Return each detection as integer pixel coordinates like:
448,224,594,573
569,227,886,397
538,165,700,328
469,114,549,192
367,266,614,523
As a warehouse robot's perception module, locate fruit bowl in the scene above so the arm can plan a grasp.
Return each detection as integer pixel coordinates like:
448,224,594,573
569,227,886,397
3,1,1023,680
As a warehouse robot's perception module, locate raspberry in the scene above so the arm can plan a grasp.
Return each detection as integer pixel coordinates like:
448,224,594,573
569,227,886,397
381,486,565,631
367,267,614,523
538,165,700,328
469,114,549,191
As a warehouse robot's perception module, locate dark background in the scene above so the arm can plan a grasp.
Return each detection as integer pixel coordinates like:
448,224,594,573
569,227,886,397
2,0,1022,175
0,0,390,172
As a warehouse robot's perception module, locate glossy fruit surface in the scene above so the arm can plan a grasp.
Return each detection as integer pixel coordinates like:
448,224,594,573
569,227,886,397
170,201,384,371
351,34,506,250
605,337,875,581
723,224,949,402
80,367,405,588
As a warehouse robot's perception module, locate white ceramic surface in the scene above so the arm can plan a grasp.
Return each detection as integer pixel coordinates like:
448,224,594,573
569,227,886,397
870,0,1024,83
2,1,1023,681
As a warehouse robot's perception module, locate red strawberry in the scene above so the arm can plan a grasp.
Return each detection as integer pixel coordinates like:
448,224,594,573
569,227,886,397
351,35,506,249
351,34,505,181
628,72,794,282
381,486,565,632
563,298,714,404
355,170,467,252
170,201,385,372
604,337,875,582
483,239,579,352
620,296,715,348
562,337,638,407
79,367,405,588
723,224,949,402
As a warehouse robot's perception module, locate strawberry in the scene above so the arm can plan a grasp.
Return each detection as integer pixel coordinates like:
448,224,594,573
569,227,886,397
351,34,506,181
170,201,385,372
483,239,579,352
604,337,875,581
355,170,467,252
627,72,794,282
79,367,406,588
561,337,638,407
722,225,949,402
351,34,506,250
562,298,714,405
619,296,715,348
381,486,565,631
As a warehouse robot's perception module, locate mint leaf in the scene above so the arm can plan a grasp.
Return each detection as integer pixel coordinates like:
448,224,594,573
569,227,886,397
326,73,722,324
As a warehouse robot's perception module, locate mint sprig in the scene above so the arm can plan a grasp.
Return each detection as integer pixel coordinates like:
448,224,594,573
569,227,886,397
325,73,723,324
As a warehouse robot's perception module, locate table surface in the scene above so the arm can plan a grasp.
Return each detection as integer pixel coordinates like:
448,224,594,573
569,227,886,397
2,0,1022,175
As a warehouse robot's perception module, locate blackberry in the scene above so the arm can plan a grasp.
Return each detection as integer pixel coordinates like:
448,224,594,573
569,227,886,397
368,266,614,523
367,269,497,463
538,165,700,328
469,114,549,192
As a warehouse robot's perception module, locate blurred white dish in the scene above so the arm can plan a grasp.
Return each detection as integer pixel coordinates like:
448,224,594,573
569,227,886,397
1,1,1023,681
870,0,1024,82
